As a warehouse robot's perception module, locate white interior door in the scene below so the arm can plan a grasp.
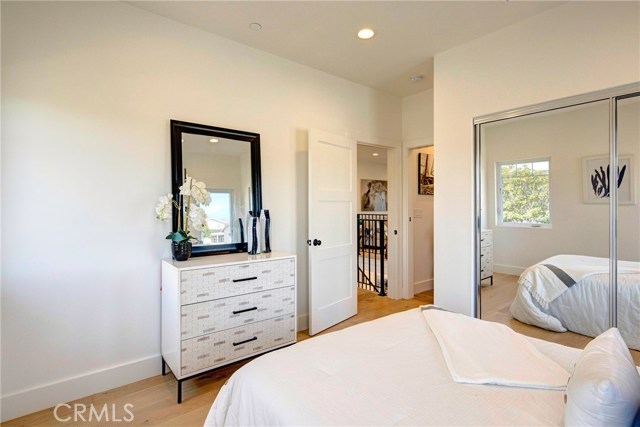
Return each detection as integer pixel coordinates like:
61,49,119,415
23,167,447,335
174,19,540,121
308,129,357,335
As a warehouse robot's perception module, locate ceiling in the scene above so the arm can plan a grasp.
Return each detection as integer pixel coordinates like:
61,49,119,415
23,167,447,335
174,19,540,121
129,1,562,97
183,133,250,157
358,144,387,163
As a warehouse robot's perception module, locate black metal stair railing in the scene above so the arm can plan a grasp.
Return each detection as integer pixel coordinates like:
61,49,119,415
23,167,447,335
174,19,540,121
357,213,388,296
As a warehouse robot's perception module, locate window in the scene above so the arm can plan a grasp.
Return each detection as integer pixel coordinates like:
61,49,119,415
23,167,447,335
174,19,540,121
497,159,550,226
201,190,234,244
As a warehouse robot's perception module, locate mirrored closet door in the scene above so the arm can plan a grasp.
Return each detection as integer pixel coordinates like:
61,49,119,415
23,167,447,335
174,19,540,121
615,94,640,348
474,83,640,352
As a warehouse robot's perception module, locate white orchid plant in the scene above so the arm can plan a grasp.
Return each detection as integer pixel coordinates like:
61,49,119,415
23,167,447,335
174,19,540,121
155,175,211,243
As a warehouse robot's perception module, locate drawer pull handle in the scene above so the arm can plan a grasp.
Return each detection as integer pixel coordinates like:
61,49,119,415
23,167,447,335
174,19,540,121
197,336,210,342
233,336,257,346
480,254,484,257
197,315,210,320
233,277,257,283
233,306,258,315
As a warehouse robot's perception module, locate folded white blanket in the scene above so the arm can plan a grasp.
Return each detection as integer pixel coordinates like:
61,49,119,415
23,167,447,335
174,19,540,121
519,254,640,308
422,306,570,390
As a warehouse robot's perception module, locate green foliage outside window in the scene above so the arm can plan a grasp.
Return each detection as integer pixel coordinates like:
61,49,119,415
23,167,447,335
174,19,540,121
500,161,550,224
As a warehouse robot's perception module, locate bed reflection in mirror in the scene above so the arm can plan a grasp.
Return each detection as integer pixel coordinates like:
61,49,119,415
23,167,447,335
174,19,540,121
477,96,639,353
181,133,252,246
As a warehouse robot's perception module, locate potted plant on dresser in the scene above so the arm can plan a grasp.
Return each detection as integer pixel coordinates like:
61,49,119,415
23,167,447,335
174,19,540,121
155,175,210,261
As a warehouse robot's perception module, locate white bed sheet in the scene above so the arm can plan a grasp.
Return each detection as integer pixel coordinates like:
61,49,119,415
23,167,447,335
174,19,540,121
511,271,640,351
206,308,581,426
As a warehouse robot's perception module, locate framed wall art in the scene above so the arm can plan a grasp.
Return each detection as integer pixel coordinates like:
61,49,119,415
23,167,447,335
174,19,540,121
582,155,635,204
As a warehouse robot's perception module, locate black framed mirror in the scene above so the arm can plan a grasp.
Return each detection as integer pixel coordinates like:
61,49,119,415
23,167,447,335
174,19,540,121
170,120,262,256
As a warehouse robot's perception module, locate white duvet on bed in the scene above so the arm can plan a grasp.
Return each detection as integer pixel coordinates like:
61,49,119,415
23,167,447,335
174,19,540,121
206,308,581,426
511,267,640,351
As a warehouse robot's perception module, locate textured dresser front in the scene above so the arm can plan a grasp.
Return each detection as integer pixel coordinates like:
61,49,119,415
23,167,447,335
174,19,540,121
176,256,296,377
480,230,493,281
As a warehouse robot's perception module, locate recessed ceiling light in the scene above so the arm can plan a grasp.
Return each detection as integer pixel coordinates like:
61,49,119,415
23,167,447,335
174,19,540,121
209,138,219,144
372,152,379,156
410,75,424,82
357,28,375,40
249,22,262,32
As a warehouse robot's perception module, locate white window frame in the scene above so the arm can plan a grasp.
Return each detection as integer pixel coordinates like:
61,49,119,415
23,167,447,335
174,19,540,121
496,157,552,228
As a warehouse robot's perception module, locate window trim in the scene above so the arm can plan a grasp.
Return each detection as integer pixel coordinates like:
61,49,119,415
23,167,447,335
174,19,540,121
495,157,552,228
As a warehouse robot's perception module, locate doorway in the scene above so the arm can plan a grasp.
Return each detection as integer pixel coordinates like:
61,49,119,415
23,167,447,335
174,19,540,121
406,146,435,298
357,144,390,299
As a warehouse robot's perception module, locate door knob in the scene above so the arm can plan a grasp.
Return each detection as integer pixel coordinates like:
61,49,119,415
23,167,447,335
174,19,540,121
307,240,312,246
313,239,322,246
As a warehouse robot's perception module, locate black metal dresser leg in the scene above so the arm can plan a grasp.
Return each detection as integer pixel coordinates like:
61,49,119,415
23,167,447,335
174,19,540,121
177,379,183,404
162,358,167,376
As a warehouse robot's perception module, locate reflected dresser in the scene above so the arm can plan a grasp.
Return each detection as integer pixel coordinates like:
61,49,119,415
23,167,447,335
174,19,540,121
161,252,297,402
480,230,493,285
480,229,493,285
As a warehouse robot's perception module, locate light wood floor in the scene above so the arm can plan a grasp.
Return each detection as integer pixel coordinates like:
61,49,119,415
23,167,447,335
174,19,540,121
5,280,637,426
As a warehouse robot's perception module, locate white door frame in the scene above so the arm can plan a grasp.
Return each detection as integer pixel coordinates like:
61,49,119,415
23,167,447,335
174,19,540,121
352,132,402,299
401,138,434,299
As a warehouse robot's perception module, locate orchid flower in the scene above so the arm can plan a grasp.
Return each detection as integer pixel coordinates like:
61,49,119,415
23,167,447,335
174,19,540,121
156,175,210,243
155,194,173,222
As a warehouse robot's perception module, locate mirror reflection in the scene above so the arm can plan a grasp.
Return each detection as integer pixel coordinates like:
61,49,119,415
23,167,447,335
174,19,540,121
477,99,638,351
171,120,261,256
181,133,252,246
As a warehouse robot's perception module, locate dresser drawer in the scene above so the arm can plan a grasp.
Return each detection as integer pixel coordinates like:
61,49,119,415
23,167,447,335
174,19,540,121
180,258,295,305
480,243,493,279
480,231,492,248
180,314,295,376
181,286,295,340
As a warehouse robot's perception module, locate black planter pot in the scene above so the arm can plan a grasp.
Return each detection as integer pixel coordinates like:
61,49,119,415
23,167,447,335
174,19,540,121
172,241,192,261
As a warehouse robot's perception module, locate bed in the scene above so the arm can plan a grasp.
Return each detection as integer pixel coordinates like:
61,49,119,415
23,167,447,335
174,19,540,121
206,307,586,426
510,254,640,351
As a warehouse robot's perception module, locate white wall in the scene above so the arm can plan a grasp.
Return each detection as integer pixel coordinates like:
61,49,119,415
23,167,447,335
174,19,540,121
434,1,640,315
403,90,434,148
482,100,639,274
0,2,402,420
402,90,434,296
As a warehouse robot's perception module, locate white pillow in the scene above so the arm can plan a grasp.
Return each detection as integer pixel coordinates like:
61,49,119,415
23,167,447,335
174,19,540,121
565,328,640,427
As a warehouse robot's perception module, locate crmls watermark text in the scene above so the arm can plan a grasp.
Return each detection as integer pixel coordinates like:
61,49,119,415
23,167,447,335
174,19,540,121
53,403,134,423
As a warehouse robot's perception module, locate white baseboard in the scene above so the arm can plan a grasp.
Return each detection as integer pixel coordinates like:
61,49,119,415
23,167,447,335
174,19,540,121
297,313,309,332
493,263,526,276
0,355,160,422
414,278,433,293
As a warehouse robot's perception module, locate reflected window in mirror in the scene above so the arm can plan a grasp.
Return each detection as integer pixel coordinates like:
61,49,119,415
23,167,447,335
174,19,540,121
496,158,551,227
171,120,262,256
200,189,241,245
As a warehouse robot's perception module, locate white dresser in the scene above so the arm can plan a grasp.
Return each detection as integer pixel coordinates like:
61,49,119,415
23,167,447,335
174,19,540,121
480,230,493,285
161,252,296,402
